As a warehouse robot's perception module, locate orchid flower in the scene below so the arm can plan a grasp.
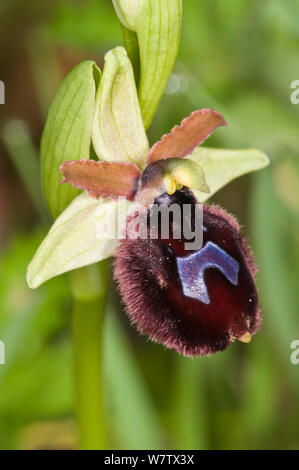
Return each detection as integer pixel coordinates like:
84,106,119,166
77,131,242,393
27,45,269,356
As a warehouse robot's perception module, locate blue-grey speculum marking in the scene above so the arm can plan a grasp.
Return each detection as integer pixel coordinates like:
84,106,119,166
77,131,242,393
176,241,239,305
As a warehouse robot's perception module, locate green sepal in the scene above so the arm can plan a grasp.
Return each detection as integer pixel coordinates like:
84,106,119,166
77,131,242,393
41,60,100,218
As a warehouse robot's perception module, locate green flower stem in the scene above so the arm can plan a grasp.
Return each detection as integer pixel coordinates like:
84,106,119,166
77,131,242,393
121,24,140,86
70,261,109,450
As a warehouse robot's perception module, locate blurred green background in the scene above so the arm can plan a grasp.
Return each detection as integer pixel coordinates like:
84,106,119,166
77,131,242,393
0,0,298,450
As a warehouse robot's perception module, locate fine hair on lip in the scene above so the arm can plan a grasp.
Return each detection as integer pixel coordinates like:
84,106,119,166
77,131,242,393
114,188,260,357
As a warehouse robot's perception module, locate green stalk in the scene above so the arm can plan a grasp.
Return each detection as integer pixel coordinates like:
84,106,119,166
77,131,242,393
70,261,109,450
121,24,140,86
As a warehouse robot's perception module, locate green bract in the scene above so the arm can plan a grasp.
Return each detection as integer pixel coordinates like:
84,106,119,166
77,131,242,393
137,0,182,128
112,0,141,31
114,0,183,129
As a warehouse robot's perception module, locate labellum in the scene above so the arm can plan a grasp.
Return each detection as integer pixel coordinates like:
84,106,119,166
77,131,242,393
114,188,260,356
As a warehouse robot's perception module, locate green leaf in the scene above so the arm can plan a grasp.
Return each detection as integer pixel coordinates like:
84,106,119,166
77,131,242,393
137,0,182,129
41,60,100,218
0,340,72,421
2,120,50,225
189,147,270,203
104,307,162,449
27,193,131,289
172,356,207,449
250,169,299,393
92,47,149,168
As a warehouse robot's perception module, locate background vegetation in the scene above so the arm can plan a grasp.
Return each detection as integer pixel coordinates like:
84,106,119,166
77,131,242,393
0,0,298,449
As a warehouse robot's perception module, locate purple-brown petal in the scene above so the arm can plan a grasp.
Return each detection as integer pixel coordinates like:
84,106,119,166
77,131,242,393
147,109,227,164
60,159,141,200
114,188,260,357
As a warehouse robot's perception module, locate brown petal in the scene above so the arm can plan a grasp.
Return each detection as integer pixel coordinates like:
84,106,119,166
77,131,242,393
60,159,141,200
147,109,227,164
